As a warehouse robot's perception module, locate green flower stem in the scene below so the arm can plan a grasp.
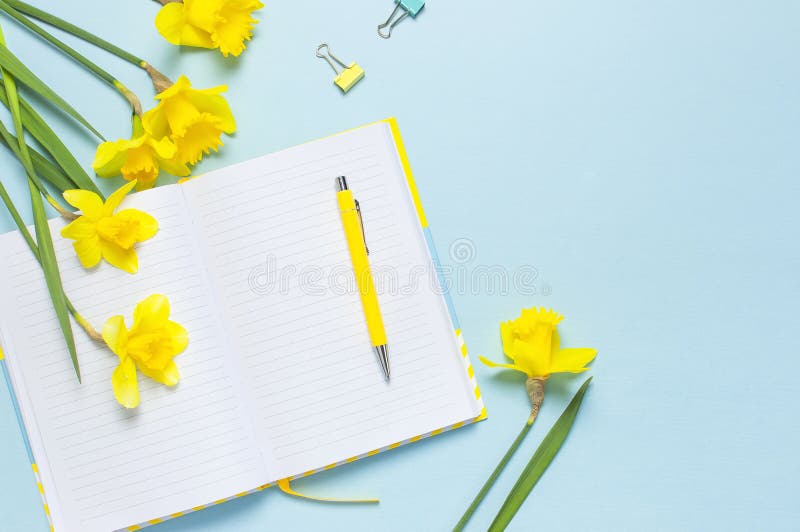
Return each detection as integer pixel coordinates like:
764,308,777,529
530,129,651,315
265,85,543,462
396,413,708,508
3,0,143,66
0,0,142,114
4,0,172,95
453,414,536,532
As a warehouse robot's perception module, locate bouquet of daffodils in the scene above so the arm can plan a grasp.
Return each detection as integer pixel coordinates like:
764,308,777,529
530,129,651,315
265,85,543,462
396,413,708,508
0,0,263,407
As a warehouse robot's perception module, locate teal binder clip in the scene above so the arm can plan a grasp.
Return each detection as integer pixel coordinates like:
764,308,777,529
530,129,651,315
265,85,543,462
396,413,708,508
377,0,425,39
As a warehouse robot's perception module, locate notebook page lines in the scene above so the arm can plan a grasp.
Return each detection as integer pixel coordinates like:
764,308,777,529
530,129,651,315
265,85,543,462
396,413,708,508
184,122,478,477
0,187,265,532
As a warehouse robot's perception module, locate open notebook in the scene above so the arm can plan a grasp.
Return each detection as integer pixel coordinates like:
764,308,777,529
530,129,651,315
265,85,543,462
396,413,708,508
0,119,486,532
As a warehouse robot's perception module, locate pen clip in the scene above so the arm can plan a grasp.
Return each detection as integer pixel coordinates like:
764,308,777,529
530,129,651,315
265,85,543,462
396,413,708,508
354,199,369,255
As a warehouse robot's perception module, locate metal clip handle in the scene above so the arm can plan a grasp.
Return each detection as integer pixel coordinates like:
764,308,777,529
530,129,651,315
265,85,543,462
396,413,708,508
354,199,369,255
316,43,348,74
377,3,409,39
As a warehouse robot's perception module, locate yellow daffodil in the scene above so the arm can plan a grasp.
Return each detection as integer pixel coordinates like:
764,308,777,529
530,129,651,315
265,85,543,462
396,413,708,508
60,180,158,273
93,115,190,190
457,309,597,529
480,307,596,379
143,75,236,166
103,294,188,408
155,0,265,57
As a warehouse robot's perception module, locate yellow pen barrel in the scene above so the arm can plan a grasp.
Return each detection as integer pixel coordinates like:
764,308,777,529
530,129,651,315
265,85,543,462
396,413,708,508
337,190,387,347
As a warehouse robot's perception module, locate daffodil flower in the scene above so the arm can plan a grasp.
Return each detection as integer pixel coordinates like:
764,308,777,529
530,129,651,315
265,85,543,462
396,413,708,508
60,180,158,273
455,308,597,530
103,294,188,409
155,0,265,57
143,75,236,166
479,307,597,379
93,115,190,190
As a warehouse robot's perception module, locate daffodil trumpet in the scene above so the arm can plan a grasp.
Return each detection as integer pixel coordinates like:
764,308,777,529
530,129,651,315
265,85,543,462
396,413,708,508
454,308,597,531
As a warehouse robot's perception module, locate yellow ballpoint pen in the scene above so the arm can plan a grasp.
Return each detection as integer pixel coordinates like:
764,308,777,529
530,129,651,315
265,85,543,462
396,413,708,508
336,176,390,380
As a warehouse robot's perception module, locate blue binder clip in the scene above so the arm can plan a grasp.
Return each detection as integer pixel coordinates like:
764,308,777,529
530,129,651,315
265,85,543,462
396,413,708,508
377,0,425,39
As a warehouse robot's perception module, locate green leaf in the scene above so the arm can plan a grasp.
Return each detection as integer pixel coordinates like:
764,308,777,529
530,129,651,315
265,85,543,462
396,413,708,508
27,180,80,381
0,31,80,381
0,79,102,197
0,114,58,202
488,377,593,532
0,39,103,140
0,127,76,192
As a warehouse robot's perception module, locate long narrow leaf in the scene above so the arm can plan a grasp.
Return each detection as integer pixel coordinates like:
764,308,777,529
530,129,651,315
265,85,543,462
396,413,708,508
0,41,103,139
0,128,75,191
27,180,80,380
0,33,80,381
0,178,37,256
488,377,593,532
0,113,58,202
0,179,80,319
0,79,102,197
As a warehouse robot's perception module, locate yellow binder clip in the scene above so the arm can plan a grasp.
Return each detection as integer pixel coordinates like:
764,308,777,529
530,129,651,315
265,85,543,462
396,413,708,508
316,44,365,93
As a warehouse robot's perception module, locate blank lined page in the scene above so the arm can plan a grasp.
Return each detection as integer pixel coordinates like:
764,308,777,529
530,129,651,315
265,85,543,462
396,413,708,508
0,187,266,532
183,121,481,478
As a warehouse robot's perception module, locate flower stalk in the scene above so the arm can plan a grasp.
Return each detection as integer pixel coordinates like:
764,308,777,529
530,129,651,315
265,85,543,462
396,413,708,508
2,0,172,95
0,0,144,115
453,377,546,531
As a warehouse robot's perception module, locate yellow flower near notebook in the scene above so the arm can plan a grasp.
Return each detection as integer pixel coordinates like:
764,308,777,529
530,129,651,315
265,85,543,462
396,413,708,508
60,181,158,274
479,307,597,378
457,308,597,530
103,294,189,409
93,115,189,190
143,75,236,166
155,0,265,57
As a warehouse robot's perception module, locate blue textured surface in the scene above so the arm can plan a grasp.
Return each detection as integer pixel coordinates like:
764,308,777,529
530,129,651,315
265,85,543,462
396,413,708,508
1,1,799,531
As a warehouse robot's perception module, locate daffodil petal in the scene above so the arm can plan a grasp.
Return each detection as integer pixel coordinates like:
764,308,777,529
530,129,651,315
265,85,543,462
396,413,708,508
133,294,171,332
93,139,132,178
102,315,129,356
163,320,189,354
159,156,191,177
185,87,236,133
511,338,551,377
155,75,192,102
62,190,103,219
155,3,216,49
549,348,597,374
72,236,102,269
103,180,137,216
139,360,180,386
183,0,220,32
500,320,516,362
142,105,170,139
147,135,178,160
479,356,527,375
154,3,185,44
101,241,138,273
112,357,140,408
60,217,96,240
114,209,159,242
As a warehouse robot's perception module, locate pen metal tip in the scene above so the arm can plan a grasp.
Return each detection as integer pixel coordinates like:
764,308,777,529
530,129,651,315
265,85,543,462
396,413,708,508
375,345,390,381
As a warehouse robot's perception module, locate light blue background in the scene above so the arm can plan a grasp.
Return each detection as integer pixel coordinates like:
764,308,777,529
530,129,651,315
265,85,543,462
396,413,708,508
1,1,799,530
